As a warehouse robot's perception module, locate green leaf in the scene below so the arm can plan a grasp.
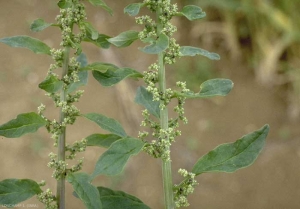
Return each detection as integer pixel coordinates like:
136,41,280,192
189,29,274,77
38,74,63,93
83,113,127,137
176,79,234,99
98,187,150,209
57,0,72,8
124,3,144,16
0,179,42,205
92,138,144,177
66,53,89,93
0,112,47,138
88,0,113,15
67,173,102,209
82,22,99,40
135,86,160,118
84,34,111,49
30,19,53,32
192,124,270,175
80,62,118,73
86,134,122,148
77,53,88,68
108,30,139,48
179,46,220,60
0,36,51,55
180,5,206,21
92,67,142,87
140,33,169,54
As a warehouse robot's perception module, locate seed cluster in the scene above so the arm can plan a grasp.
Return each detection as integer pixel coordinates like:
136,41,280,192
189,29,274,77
36,1,89,207
134,0,197,206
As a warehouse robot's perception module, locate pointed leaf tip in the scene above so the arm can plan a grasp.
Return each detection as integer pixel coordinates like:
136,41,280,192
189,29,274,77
30,19,53,32
0,112,47,138
0,36,51,55
192,124,269,175
108,30,139,48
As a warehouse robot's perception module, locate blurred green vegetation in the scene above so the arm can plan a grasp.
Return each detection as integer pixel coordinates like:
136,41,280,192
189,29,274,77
173,0,300,118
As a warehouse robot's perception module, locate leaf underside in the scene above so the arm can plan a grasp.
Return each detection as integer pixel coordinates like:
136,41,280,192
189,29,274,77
124,3,143,16
192,124,270,175
108,30,139,47
140,33,169,54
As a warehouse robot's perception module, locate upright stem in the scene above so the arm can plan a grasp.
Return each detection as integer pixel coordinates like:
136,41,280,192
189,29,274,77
157,7,175,209
57,47,70,209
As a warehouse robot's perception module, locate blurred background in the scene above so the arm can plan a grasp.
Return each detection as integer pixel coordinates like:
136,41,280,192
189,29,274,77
1,0,300,208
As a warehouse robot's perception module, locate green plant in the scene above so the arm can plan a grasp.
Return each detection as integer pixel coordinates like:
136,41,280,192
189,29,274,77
0,1,269,209
107,0,270,208
0,1,147,209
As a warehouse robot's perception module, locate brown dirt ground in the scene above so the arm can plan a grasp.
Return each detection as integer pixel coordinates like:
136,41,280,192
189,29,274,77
1,1,300,209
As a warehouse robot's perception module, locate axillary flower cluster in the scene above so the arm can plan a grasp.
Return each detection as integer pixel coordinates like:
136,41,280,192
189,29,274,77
135,0,198,207
36,1,88,208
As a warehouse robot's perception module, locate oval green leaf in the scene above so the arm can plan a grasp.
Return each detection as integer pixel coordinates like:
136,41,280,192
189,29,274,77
0,112,47,138
38,74,63,93
92,138,144,177
80,62,118,73
135,86,160,118
86,134,122,148
30,19,53,32
0,36,51,55
97,187,151,209
67,172,102,209
180,5,206,21
124,3,144,16
83,113,127,137
84,33,111,49
140,33,169,54
179,46,220,60
0,179,42,205
192,124,270,175
108,30,139,48
176,79,233,99
88,0,113,15
92,67,142,87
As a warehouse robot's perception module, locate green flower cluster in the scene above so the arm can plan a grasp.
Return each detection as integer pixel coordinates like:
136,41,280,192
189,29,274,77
37,188,58,209
173,169,198,207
